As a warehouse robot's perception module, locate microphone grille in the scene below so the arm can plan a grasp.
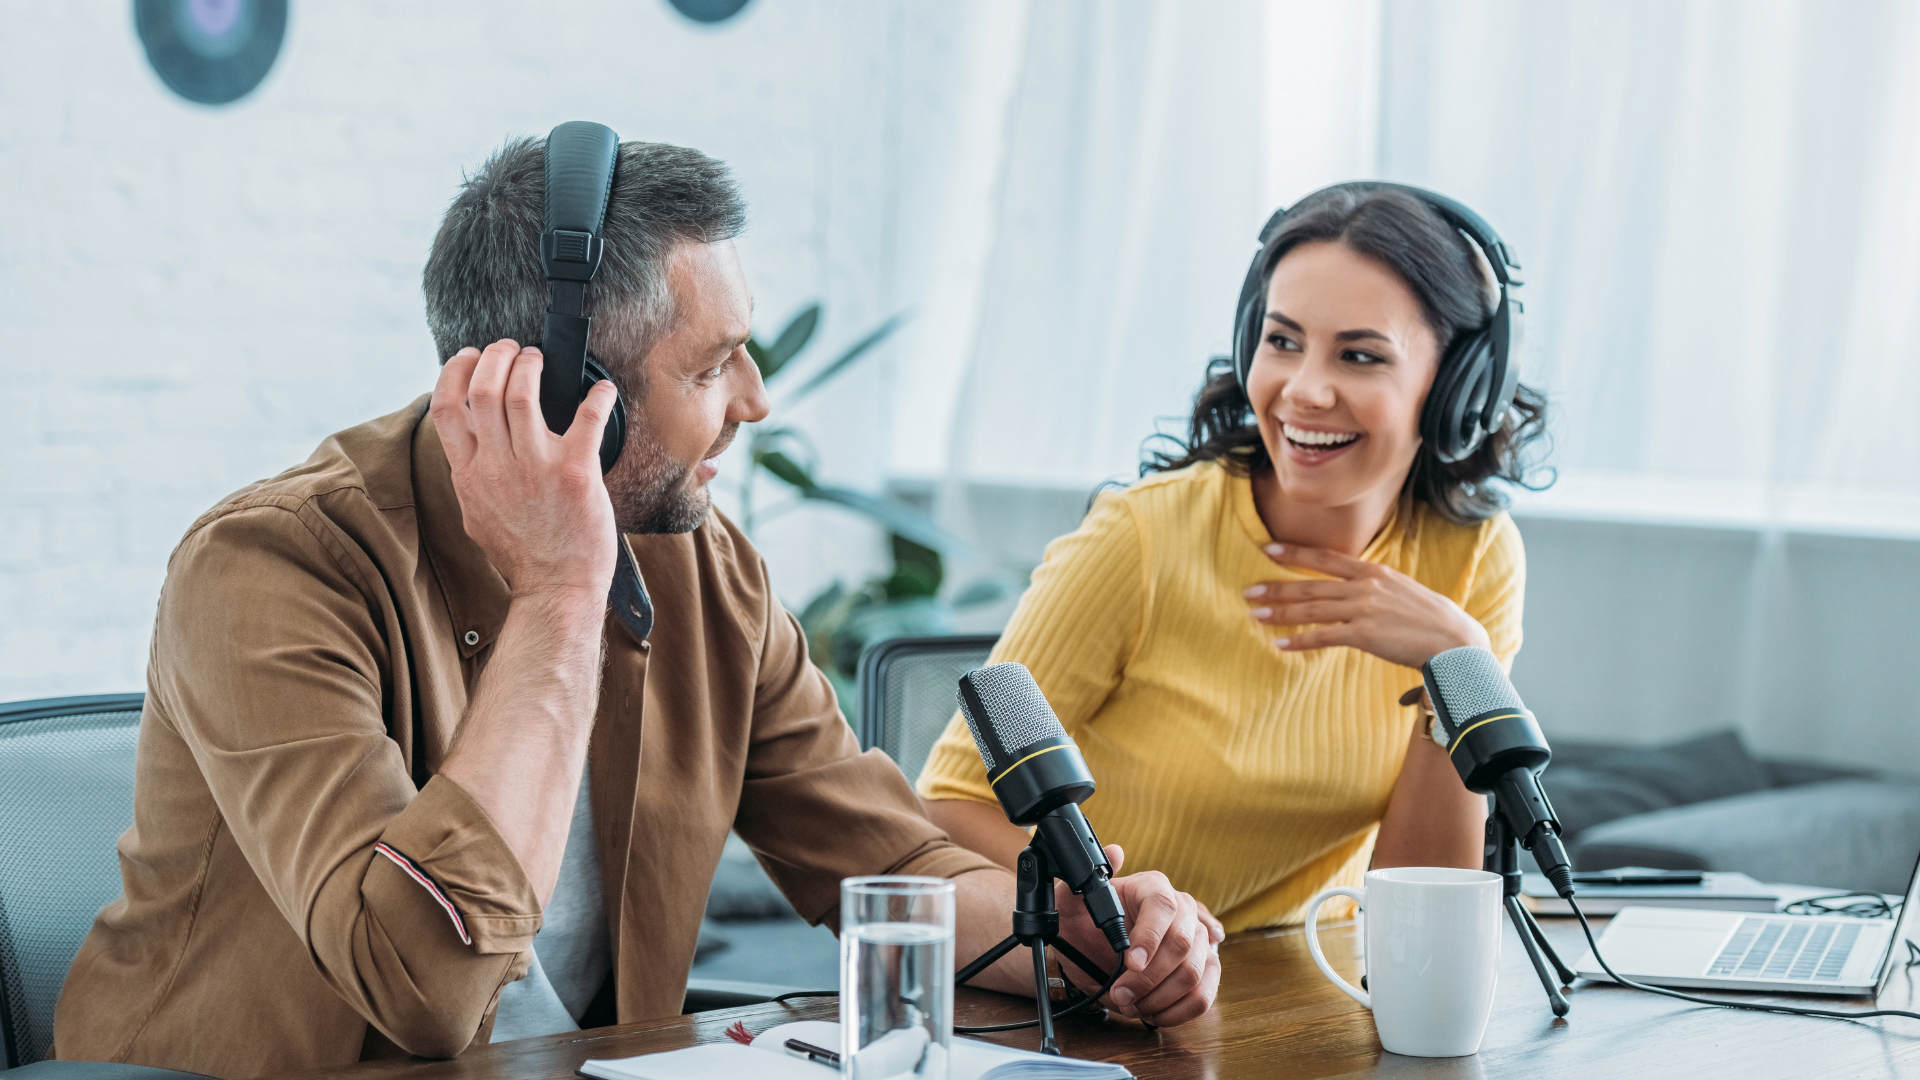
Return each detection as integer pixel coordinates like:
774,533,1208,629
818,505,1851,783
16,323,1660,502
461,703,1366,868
1424,646,1525,720
956,662,1066,771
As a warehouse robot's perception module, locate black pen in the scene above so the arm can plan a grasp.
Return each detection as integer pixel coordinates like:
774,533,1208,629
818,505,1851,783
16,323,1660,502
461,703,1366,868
784,1038,841,1066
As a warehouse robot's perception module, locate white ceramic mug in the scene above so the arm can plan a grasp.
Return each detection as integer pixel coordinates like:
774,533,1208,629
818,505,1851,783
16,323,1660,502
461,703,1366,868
1304,866,1502,1058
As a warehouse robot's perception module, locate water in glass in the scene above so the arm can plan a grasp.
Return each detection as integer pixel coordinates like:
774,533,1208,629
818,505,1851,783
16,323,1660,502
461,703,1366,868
840,877,954,1080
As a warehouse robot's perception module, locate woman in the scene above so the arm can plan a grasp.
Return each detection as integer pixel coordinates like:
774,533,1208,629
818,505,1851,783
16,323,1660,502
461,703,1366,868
918,184,1549,950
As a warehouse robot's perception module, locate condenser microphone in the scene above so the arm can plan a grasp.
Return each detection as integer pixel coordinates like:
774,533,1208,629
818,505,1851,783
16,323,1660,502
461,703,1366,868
957,663,1130,953
1421,646,1576,898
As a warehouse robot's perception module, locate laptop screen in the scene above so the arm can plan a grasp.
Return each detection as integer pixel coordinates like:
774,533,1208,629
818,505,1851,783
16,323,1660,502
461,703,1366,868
1877,844,1920,991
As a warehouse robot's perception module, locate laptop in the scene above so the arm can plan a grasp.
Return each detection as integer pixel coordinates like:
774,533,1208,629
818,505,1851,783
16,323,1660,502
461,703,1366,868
1572,847,1920,996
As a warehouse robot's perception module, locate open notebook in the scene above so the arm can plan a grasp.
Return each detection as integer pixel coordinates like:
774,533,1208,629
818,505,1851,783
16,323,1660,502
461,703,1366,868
578,1020,1132,1080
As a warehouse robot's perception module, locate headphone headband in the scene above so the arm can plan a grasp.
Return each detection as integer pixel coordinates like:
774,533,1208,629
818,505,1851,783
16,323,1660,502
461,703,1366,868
541,121,620,285
535,122,649,644
537,121,626,475
1232,182,1525,464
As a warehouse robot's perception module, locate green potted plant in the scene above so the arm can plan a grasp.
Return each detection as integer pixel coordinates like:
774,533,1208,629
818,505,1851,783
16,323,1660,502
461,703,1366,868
739,304,1011,720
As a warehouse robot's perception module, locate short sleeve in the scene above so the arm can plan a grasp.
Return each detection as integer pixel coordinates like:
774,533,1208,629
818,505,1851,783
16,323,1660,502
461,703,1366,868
1462,513,1526,669
916,490,1150,804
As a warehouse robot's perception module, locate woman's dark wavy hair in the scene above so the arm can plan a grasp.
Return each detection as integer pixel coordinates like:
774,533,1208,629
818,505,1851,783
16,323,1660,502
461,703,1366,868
1143,187,1551,524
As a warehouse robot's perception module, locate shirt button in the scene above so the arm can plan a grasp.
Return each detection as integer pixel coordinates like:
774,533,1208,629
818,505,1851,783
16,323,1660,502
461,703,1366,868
464,630,480,646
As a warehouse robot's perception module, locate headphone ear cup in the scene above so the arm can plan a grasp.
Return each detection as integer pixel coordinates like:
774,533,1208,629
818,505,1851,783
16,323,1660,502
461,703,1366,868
1233,290,1264,396
581,355,626,475
1423,331,1494,463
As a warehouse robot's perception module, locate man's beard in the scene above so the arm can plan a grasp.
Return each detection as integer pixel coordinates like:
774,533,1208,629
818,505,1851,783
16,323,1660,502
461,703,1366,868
606,423,735,535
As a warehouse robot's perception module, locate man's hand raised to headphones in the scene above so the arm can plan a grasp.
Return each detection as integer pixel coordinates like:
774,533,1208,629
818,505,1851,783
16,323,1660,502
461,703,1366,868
427,339,620,905
430,339,619,600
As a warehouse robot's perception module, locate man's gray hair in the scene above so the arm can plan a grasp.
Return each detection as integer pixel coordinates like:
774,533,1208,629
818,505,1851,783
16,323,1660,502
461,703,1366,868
423,137,746,376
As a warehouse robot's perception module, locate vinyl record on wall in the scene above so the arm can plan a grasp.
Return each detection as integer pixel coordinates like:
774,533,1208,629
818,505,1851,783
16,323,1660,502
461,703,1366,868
135,0,287,105
667,0,751,25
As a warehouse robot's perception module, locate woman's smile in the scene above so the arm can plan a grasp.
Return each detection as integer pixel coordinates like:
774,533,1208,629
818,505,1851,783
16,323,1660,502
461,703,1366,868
1279,419,1363,465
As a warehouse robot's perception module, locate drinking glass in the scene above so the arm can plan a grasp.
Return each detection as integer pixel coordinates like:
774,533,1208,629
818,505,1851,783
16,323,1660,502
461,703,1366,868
840,876,954,1079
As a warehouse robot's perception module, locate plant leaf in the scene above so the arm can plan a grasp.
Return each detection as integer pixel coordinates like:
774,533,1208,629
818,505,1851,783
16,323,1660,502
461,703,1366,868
746,337,773,379
834,598,953,674
763,304,821,379
800,485,973,558
887,533,942,598
883,564,940,601
798,579,848,629
756,449,817,490
781,313,907,407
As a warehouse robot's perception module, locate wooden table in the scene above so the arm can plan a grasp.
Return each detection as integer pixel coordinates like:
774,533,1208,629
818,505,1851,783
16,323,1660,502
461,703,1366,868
291,917,1920,1080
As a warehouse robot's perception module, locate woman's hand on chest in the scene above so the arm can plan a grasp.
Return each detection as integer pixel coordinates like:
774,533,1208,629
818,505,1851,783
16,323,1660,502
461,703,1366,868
1243,542,1490,669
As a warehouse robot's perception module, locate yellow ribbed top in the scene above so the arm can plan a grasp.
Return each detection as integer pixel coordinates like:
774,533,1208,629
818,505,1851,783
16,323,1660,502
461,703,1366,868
916,460,1525,931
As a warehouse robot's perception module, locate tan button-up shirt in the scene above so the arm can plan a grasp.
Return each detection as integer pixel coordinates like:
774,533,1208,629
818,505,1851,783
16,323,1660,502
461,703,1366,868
53,398,994,1078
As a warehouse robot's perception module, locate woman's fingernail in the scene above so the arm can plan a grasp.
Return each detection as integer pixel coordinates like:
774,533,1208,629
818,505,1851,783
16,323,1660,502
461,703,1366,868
1265,543,1284,556
1243,585,1264,597
1112,986,1135,1006
1249,607,1271,619
1273,637,1290,648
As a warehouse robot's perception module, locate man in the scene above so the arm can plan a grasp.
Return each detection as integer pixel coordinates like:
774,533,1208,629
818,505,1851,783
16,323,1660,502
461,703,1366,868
53,135,1219,1078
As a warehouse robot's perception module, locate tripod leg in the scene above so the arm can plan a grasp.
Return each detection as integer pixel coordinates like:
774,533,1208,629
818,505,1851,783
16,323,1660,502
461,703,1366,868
1051,938,1116,989
1514,900,1578,985
1032,943,1060,1055
1505,896,1570,1017
956,933,1022,986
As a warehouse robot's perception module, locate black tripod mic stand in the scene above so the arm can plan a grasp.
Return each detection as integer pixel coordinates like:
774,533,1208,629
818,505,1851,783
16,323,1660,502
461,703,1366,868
954,844,1119,1056
1486,810,1577,1017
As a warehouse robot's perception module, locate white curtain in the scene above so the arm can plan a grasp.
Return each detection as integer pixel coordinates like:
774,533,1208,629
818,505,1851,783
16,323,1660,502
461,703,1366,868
1381,0,1920,535
913,0,1920,538
915,0,1383,491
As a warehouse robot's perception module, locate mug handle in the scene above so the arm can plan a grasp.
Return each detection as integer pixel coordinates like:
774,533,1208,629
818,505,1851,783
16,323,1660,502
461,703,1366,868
1304,886,1369,1008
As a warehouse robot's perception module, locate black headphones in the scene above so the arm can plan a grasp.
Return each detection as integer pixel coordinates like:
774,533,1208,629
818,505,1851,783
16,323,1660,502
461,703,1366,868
1231,182,1525,464
538,121,629,474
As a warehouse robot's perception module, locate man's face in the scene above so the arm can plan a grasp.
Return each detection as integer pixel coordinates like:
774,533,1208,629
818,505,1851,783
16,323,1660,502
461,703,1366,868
602,239,769,534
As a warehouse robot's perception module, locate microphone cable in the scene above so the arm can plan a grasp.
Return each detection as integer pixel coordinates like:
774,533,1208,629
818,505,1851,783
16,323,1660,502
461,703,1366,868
954,951,1129,1035
1567,895,1920,1024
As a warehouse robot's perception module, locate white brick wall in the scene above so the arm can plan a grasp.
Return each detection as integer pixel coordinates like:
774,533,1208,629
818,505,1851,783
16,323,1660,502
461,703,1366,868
0,0,1014,700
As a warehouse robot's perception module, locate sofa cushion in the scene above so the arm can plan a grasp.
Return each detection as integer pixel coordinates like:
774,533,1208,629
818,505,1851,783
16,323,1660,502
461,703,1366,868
1545,730,1776,838
1570,779,1920,895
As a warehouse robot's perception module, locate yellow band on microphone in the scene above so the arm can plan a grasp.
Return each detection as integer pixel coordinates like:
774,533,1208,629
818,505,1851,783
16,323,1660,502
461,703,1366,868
989,743,1074,787
1446,713,1527,758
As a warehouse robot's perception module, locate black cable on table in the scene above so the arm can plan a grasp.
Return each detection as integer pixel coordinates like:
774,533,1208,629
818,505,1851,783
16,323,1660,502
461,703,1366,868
1569,897,1920,1024
954,956,1127,1034
770,989,838,1005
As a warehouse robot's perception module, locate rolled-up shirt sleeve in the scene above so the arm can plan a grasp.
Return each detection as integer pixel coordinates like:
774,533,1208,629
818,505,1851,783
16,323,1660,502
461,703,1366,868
151,502,539,1057
729,560,999,931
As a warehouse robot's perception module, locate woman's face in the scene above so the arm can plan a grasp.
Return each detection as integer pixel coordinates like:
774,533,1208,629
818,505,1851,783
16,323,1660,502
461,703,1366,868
1245,240,1442,511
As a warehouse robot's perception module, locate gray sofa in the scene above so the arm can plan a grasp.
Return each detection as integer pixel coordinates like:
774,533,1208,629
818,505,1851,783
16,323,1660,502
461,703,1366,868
1549,731,1920,895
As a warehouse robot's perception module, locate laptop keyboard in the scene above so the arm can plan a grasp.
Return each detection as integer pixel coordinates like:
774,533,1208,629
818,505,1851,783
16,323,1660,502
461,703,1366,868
1705,917,1863,980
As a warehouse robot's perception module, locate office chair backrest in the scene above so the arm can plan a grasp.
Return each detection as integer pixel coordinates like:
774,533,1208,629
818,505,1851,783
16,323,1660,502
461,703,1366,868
0,695,145,1069
855,636,998,785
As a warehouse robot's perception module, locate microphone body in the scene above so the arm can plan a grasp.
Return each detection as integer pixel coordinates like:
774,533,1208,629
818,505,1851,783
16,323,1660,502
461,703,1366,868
957,663,1130,953
1420,646,1575,897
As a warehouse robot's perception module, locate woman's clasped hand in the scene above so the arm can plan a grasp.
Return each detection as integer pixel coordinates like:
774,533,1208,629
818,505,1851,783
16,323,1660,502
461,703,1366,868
1245,541,1491,669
